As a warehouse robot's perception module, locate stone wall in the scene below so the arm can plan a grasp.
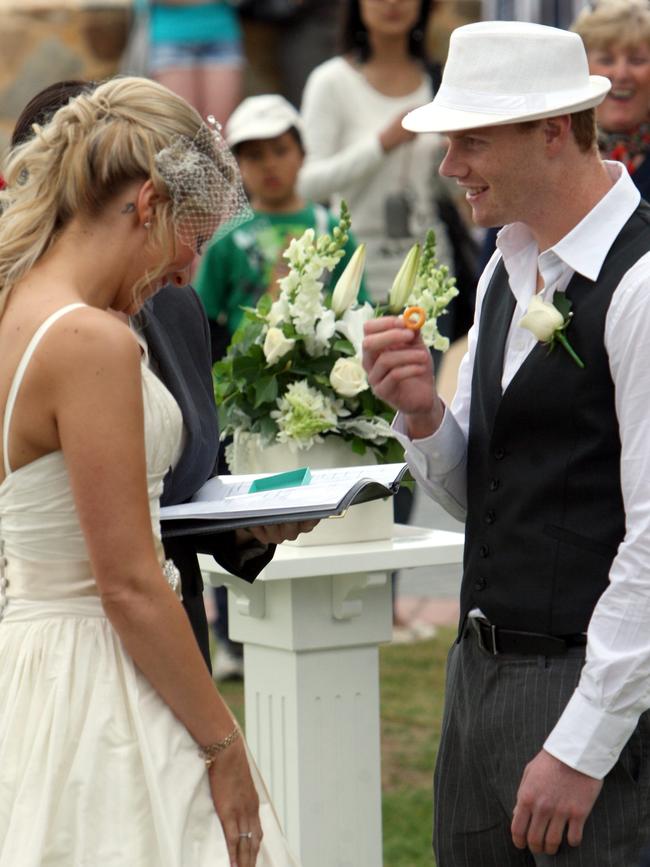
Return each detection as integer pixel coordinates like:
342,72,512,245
0,1,131,154
0,0,481,156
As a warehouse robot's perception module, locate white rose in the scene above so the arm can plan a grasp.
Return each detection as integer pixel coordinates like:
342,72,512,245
329,356,369,397
263,327,295,365
519,295,564,342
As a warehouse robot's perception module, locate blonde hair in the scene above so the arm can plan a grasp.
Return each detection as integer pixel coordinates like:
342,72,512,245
0,76,212,313
572,0,650,54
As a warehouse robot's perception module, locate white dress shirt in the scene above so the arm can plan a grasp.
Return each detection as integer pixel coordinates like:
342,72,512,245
394,162,650,778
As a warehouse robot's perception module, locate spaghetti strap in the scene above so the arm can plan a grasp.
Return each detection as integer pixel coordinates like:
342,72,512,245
2,303,88,477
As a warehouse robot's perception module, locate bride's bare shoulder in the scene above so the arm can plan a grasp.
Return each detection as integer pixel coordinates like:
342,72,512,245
46,306,141,367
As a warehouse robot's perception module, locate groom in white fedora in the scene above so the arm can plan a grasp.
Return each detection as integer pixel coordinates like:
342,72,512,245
363,19,650,865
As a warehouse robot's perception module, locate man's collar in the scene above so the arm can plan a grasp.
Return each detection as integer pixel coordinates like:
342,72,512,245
497,162,640,282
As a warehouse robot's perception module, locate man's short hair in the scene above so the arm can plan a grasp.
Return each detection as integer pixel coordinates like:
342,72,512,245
516,108,597,154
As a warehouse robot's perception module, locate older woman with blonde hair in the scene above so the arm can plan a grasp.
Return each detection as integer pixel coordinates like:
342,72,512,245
573,0,650,197
0,76,299,866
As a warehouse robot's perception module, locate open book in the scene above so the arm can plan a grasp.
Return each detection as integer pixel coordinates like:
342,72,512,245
160,463,409,537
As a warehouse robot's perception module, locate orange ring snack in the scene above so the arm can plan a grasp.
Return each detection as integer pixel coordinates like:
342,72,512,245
403,306,426,331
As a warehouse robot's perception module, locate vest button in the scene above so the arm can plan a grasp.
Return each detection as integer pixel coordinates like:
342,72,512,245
479,544,490,558
494,447,505,460
489,478,500,492
485,509,496,524
474,577,487,591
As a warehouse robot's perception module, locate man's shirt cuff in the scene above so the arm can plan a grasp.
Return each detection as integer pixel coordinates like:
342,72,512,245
544,689,639,779
392,407,466,478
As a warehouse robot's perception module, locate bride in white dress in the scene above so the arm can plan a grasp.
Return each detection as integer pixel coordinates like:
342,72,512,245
0,76,299,867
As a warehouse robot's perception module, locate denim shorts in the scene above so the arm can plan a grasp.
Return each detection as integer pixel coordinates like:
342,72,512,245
149,39,243,72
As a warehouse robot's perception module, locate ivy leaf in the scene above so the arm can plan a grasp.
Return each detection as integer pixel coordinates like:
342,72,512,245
233,349,265,381
258,415,278,440
253,376,278,408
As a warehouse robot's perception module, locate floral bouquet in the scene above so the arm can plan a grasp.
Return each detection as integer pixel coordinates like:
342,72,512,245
213,202,458,466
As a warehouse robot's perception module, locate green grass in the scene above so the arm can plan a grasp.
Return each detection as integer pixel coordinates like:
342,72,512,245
380,630,452,867
218,627,453,867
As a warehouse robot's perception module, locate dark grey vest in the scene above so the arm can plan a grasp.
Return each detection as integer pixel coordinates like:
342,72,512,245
460,202,650,636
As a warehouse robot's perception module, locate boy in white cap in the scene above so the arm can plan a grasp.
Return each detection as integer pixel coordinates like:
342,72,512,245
195,94,367,361
195,94,367,679
363,20,650,866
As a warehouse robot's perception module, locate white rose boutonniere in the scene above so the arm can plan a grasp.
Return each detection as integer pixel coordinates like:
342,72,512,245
519,293,584,369
329,356,369,397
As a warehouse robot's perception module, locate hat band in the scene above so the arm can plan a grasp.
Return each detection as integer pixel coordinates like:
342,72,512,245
435,83,591,116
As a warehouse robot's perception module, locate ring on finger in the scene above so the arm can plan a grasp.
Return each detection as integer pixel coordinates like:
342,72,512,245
239,831,253,841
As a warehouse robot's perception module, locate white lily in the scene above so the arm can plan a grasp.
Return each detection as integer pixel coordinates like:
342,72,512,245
389,242,421,312
331,243,366,315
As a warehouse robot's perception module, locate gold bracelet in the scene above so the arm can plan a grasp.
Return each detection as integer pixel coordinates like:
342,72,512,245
198,726,240,768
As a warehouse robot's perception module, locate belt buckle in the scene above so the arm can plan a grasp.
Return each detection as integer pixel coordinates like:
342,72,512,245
472,618,499,655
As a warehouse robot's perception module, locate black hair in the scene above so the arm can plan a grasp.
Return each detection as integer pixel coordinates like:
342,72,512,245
232,125,304,156
338,0,435,62
11,79,94,148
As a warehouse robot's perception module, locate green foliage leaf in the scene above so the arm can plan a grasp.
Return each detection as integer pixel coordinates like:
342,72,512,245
332,338,355,356
253,376,278,408
552,293,572,322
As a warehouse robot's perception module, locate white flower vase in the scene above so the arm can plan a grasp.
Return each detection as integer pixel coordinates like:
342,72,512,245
229,432,394,546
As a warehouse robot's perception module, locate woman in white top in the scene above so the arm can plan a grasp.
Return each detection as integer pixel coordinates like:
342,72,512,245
0,76,303,867
298,0,451,301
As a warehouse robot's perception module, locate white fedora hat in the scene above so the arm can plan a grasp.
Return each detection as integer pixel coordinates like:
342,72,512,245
403,20,611,134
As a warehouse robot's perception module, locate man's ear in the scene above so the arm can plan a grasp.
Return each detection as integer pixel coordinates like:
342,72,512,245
543,115,571,154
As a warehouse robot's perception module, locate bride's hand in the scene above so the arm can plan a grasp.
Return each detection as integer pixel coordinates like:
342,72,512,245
208,738,262,867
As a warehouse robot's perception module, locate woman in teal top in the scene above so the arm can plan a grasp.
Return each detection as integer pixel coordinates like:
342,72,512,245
148,1,243,124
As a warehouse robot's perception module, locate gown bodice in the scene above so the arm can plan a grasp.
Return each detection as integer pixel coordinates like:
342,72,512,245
0,304,183,600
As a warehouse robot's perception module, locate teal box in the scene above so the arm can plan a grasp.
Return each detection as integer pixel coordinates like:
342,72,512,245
248,467,312,493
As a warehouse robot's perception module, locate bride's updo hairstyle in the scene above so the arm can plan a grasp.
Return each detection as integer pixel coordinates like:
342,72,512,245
0,76,249,313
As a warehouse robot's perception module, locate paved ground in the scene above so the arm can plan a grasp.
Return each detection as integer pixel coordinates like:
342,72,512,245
394,489,465,632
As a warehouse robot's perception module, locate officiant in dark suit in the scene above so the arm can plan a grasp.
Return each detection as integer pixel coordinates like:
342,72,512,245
11,80,317,672
363,20,650,867
145,285,317,669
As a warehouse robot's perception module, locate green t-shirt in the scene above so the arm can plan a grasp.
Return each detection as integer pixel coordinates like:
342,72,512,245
195,203,369,337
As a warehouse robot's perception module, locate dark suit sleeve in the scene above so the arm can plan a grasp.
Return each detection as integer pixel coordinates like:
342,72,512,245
195,531,276,584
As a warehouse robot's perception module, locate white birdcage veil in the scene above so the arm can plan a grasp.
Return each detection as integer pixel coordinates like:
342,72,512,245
154,115,252,253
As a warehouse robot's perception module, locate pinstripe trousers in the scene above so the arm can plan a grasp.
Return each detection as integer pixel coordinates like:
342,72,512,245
433,626,650,866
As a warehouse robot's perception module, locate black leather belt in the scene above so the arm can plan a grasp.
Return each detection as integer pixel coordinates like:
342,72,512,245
470,617,587,657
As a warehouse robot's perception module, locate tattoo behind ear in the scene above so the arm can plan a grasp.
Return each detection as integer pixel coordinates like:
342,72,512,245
121,202,136,214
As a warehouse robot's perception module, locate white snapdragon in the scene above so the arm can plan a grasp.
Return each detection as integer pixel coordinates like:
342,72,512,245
398,230,458,350
289,277,326,336
304,308,336,357
268,295,291,328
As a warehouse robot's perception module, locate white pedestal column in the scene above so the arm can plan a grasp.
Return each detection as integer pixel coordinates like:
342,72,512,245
200,525,464,867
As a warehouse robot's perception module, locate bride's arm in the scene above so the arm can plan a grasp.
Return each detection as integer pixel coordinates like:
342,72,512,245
50,309,261,864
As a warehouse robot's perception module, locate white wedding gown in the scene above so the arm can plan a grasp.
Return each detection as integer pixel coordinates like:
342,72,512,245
0,305,299,867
